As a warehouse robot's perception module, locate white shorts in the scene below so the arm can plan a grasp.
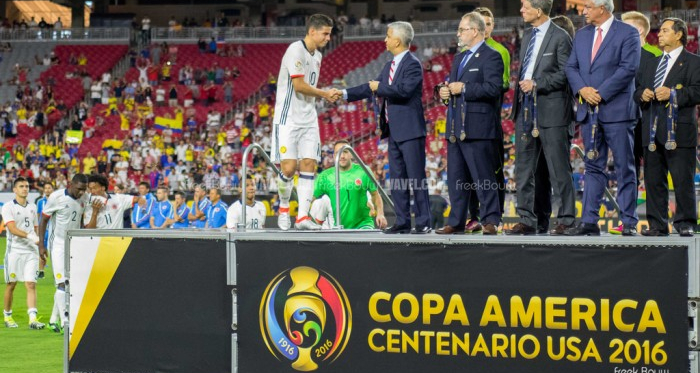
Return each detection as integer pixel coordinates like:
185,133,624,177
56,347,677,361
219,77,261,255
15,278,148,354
49,239,66,285
4,251,39,283
271,124,320,163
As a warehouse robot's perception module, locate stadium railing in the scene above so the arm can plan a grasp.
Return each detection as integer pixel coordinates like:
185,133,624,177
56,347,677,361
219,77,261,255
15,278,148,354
333,144,393,229
0,27,130,42
149,8,700,42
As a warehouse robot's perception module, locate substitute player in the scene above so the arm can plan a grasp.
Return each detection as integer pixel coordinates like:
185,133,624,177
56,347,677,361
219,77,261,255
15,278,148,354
271,13,341,230
84,174,144,229
188,185,210,228
205,187,228,229
167,191,190,229
150,186,174,229
3,177,44,329
36,182,54,279
38,174,89,333
310,140,387,229
227,178,266,229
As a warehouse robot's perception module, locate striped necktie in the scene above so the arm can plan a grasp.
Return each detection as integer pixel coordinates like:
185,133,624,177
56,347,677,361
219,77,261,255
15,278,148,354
591,27,603,63
654,54,670,89
389,60,395,85
520,28,538,77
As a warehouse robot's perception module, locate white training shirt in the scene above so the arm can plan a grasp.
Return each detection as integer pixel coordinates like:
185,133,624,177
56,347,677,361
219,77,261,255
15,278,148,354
42,189,88,249
226,200,266,229
83,193,135,229
273,40,323,127
2,199,39,254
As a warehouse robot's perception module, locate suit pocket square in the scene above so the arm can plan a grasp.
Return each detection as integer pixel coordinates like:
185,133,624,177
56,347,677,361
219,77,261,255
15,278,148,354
543,52,553,56
469,68,479,72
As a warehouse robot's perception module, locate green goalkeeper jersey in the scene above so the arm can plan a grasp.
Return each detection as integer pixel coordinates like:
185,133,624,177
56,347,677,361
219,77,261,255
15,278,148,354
314,164,377,229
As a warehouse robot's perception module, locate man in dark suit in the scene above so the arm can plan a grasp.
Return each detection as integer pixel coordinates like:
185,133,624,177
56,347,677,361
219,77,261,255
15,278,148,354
506,0,575,236
343,21,431,234
564,0,640,236
435,12,504,235
634,18,700,237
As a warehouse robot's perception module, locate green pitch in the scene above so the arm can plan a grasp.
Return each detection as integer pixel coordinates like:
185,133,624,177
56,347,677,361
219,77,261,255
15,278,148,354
0,237,63,373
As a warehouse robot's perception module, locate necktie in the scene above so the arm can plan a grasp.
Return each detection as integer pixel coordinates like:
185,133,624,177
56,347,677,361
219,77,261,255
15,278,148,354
654,54,670,89
385,60,396,123
520,28,538,77
389,60,395,85
457,50,473,77
591,27,603,63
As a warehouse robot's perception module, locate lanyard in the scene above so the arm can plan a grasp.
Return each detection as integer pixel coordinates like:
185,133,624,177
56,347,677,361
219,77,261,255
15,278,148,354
665,88,678,150
521,84,539,142
586,106,600,160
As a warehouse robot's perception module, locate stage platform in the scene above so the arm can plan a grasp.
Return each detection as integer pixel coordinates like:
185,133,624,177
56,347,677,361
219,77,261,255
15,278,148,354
64,229,699,373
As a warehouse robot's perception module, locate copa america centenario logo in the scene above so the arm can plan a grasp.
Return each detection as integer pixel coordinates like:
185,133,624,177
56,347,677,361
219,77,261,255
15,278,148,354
259,266,352,371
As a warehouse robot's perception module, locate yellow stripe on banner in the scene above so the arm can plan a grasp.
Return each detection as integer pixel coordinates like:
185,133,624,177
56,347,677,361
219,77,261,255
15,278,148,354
69,237,132,358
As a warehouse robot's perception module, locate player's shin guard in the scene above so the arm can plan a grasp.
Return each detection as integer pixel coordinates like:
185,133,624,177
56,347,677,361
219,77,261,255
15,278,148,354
297,172,315,219
277,174,293,208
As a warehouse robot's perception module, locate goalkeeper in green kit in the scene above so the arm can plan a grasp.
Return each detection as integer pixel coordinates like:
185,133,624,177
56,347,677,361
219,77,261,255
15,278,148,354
310,140,388,229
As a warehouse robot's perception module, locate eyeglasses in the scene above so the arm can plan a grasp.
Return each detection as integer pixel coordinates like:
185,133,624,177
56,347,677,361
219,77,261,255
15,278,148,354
458,27,474,34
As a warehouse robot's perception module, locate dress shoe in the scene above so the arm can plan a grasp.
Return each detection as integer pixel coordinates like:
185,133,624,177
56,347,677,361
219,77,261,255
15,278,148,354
482,223,498,235
465,219,482,234
641,228,669,237
679,225,695,237
411,226,432,234
621,226,637,236
563,222,600,236
383,225,411,234
549,223,574,236
505,222,536,235
435,225,464,235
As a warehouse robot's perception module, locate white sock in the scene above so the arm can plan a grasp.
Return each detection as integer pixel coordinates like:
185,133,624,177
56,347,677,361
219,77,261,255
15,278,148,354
28,308,38,322
54,289,67,326
57,289,67,326
3,310,11,318
50,297,59,324
297,172,315,219
278,175,293,209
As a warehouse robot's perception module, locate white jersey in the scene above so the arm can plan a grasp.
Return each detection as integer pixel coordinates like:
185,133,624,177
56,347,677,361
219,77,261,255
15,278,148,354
42,189,88,250
226,200,266,230
1,199,39,254
83,193,134,229
273,40,323,127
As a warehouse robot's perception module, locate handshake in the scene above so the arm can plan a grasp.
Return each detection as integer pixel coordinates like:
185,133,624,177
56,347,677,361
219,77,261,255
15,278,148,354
325,88,343,103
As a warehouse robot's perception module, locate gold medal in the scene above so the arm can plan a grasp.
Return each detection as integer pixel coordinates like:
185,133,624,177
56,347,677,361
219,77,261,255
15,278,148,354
459,132,466,141
449,135,457,143
676,84,683,89
586,149,598,160
648,143,656,152
531,128,539,138
665,141,677,150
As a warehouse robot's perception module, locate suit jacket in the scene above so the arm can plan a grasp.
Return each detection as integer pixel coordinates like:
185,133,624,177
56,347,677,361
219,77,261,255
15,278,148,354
633,49,700,147
512,22,573,128
346,52,425,142
449,42,503,140
565,19,640,123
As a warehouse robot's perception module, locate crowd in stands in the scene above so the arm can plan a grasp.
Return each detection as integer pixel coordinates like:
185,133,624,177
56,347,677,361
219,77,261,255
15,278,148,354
0,9,698,224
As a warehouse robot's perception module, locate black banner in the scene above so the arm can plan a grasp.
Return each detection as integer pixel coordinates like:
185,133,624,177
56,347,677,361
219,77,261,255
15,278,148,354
70,237,231,373
237,241,688,373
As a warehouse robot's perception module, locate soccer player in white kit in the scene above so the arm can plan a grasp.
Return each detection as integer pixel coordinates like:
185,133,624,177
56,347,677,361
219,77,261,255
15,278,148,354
84,174,144,229
3,177,44,329
227,179,267,229
271,13,341,230
38,174,89,333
